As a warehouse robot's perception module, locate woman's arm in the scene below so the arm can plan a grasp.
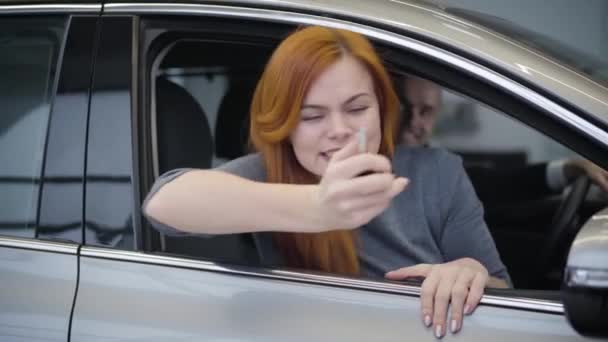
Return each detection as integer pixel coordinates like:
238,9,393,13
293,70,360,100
144,140,408,235
144,169,322,235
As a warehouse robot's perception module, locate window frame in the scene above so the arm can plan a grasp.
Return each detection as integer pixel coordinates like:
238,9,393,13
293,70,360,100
37,14,100,244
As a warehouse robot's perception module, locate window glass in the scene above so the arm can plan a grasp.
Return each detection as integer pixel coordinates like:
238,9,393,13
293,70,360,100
0,17,67,238
391,71,607,290
432,89,576,164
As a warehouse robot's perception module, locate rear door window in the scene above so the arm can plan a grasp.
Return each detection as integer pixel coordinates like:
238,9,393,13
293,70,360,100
0,16,67,238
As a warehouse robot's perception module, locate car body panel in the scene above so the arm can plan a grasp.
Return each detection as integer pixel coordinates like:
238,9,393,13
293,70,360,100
0,239,78,341
71,247,589,341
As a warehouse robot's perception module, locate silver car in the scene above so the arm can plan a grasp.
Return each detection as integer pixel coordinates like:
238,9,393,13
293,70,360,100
1,0,607,340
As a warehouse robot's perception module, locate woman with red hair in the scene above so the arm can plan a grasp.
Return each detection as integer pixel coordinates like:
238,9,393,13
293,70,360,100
144,25,509,338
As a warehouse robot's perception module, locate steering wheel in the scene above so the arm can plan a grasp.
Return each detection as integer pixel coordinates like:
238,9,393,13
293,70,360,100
537,175,591,280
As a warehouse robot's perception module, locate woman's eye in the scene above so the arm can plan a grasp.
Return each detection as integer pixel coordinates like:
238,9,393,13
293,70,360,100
301,115,322,122
348,106,368,114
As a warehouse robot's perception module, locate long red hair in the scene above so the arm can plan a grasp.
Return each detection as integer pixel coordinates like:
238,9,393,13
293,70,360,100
249,26,400,275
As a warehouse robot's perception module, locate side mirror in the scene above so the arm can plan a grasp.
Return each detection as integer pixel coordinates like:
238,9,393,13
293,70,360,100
563,207,608,338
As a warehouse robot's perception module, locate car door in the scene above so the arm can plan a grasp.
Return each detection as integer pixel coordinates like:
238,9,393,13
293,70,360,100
0,3,99,341
68,2,607,341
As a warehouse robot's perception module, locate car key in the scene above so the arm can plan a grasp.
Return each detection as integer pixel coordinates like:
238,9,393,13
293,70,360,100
357,127,375,177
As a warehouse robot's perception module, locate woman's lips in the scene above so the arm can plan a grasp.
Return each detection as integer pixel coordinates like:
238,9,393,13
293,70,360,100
321,148,341,160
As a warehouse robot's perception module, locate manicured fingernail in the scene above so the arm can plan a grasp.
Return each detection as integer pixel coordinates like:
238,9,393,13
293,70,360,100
464,305,471,315
451,319,458,333
435,325,443,338
424,315,431,327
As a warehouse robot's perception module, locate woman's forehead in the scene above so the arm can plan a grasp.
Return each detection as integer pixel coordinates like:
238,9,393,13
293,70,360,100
303,56,375,105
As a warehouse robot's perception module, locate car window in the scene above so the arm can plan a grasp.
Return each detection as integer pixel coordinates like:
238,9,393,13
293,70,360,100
390,70,608,290
150,37,278,263
0,16,67,238
433,88,576,164
155,40,274,172
144,17,606,293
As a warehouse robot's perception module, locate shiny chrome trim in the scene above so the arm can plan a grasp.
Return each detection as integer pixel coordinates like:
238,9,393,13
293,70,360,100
0,236,78,254
0,4,101,14
82,246,564,314
567,206,608,271
567,268,608,288
106,2,608,147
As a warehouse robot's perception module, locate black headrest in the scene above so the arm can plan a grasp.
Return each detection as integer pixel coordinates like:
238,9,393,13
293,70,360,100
156,77,213,174
215,79,256,160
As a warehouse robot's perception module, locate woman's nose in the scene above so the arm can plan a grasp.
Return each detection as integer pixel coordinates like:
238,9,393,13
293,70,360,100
327,113,352,139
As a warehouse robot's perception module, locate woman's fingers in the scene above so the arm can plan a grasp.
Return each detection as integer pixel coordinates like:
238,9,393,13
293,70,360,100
319,165,408,228
388,260,489,338
337,176,408,209
419,267,440,330
328,138,360,163
385,263,432,280
346,172,408,196
464,271,487,315
449,269,475,334
431,269,458,338
329,153,393,180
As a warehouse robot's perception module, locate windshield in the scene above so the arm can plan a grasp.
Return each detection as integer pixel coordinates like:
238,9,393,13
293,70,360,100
446,8,608,87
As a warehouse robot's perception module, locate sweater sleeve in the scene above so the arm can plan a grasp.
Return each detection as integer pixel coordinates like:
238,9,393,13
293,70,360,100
142,154,266,236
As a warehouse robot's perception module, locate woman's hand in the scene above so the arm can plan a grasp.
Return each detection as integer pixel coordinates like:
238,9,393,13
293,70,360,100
315,139,408,231
385,258,489,338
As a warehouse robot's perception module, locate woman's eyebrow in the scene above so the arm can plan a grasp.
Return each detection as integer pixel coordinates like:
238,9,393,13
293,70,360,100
344,93,370,104
301,104,327,111
302,93,371,110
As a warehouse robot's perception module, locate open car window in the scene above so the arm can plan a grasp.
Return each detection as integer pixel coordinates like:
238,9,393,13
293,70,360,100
143,17,608,294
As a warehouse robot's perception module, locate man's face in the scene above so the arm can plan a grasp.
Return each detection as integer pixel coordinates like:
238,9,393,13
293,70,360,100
401,78,441,147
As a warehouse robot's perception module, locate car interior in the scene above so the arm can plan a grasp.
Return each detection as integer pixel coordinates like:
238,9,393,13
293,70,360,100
146,30,608,292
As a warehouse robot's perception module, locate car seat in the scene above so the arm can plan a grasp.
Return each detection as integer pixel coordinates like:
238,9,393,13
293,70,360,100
154,76,259,265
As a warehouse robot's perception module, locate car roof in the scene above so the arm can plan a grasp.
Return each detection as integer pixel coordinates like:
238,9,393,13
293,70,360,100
211,0,608,122
4,0,608,122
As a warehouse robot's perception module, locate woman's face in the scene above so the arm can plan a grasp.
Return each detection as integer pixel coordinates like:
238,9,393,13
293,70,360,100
290,55,382,177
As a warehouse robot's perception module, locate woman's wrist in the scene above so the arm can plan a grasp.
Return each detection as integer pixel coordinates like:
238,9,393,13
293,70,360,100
299,184,328,233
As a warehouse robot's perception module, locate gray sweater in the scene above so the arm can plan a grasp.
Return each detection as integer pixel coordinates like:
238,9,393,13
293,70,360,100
144,146,511,283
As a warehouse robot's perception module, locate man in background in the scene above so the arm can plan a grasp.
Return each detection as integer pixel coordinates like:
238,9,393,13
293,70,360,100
399,76,608,204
